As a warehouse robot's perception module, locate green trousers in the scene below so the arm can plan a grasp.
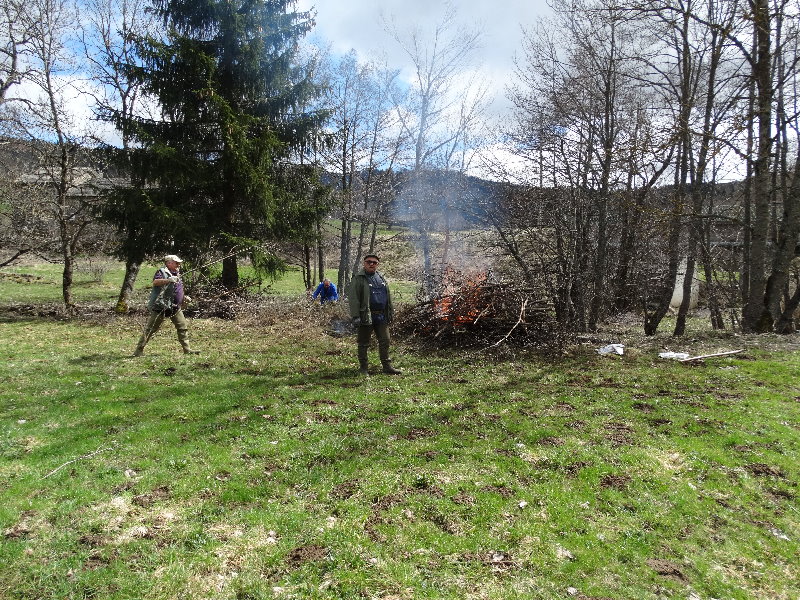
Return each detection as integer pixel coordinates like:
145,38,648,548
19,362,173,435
357,321,390,366
135,308,191,352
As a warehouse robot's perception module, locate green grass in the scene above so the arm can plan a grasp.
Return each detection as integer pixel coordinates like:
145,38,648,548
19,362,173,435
0,271,798,599
0,260,128,303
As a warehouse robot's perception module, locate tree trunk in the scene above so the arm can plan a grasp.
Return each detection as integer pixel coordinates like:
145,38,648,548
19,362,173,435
774,284,800,334
764,151,800,328
644,204,683,336
303,243,312,289
741,0,774,332
588,193,607,332
221,254,239,291
62,248,74,310
316,217,324,283
700,231,725,330
115,259,141,313
338,216,351,291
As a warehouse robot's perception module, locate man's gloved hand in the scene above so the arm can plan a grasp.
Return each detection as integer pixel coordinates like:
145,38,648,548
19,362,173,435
352,317,362,327
167,275,179,283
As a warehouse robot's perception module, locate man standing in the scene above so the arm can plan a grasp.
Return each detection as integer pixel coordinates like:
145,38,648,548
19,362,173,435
133,255,200,356
311,278,338,304
347,254,401,375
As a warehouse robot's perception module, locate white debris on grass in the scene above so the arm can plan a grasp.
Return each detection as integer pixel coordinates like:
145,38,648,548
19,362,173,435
770,528,790,541
556,545,574,560
598,344,625,355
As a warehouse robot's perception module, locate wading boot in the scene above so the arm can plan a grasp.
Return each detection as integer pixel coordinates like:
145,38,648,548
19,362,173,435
183,347,201,355
381,361,402,375
358,347,369,376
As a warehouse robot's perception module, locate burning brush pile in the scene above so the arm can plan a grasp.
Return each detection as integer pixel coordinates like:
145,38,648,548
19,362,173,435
395,269,567,351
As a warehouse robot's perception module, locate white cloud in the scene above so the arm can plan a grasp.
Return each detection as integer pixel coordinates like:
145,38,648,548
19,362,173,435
299,0,550,119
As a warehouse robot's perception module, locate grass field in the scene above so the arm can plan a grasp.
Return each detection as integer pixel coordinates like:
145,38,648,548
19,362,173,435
1,267,799,599
0,259,419,306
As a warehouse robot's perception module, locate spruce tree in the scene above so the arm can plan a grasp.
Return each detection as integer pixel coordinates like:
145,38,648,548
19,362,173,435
104,0,325,288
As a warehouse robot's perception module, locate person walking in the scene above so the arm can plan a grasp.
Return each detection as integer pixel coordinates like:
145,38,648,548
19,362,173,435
133,255,200,356
311,278,338,304
347,254,401,375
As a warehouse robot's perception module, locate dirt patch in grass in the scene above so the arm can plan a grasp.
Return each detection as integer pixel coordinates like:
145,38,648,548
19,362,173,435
479,551,517,572
675,397,708,408
78,534,108,547
365,493,409,542
84,553,112,570
3,510,37,539
3,522,31,539
0,272,44,282
603,422,635,446
536,436,564,446
398,427,436,440
632,401,656,413
451,491,476,506
768,488,795,501
371,493,407,512
646,558,688,583
286,544,328,567
600,474,631,490
311,398,337,406
564,461,590,476
745,463,785,478
481,483,515,498
132,485,171,507
330,479,360,500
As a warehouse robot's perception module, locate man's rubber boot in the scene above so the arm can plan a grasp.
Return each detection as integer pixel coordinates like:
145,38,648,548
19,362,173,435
358,347,369,376
382,361,402,375
183,347,201,355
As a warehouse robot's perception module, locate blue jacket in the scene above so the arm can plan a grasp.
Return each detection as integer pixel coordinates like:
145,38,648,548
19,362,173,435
312,281,338,303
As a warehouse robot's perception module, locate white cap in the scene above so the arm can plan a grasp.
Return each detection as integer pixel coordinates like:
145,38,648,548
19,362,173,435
164,254,183,263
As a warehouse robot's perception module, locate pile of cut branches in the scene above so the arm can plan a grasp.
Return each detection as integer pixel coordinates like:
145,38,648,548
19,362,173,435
183,279,266,320
395,275,567,351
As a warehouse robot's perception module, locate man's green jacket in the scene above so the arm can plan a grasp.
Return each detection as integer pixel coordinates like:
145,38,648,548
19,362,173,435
347,270,394,325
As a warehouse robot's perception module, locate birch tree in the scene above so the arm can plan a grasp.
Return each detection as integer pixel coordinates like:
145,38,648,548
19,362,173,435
385,5,488,290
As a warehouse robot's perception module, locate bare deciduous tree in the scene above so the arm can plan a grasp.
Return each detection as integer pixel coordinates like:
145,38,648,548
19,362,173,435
19,0,98,310
81,0,157,312
385,4,488,290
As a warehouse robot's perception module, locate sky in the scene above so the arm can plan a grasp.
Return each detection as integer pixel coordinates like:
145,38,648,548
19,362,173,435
297,0,552,118
294,0,553,178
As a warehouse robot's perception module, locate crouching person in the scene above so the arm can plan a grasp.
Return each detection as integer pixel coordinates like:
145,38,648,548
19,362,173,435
346,254,401,375
133,255,200,356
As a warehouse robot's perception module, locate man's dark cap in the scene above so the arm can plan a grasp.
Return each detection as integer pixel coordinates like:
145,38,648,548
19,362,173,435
364,254,380,261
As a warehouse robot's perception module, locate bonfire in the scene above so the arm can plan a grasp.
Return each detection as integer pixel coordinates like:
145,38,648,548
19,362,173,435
396,268,564,350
